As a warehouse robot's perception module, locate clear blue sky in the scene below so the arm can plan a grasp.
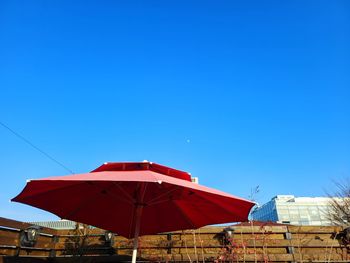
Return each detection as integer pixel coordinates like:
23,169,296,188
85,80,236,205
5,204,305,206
1,1,349,222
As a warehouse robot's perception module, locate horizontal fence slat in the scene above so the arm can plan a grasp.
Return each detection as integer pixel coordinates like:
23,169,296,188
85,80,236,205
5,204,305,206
1,217,350,262
0,217,57,236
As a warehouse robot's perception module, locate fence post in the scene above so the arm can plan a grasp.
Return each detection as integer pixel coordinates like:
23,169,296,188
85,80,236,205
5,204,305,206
167,233,172,254
284,229,296,263
15,231,21,256
49,235,58,257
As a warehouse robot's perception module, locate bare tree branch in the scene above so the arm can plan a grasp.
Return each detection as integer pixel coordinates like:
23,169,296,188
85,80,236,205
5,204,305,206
327,179,350,226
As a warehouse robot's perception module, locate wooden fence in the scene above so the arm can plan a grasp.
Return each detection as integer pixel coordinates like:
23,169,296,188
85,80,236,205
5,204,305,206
1,217,350,262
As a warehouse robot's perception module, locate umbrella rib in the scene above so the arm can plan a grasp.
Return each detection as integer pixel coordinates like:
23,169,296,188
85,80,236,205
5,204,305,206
147,198,171,207
112,182,135,204
147,186,180,206
190,191,248,222
91,182,135,205
14,181,86,201
63,187,107,219
64,182,134,219
172,200,196,229
106,189,134,205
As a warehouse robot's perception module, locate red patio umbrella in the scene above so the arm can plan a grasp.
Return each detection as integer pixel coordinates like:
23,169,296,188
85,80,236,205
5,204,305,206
12,161,255,263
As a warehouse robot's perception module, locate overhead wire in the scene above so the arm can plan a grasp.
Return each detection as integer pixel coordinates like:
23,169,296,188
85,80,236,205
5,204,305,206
0,120,74,174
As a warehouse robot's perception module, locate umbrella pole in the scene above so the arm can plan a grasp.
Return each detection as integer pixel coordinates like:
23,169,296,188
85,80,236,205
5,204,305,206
131,205,142,263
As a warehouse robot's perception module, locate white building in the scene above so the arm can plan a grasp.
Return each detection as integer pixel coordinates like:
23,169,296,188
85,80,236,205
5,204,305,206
29,219,78,230
251,195,335,226
191,177,199,184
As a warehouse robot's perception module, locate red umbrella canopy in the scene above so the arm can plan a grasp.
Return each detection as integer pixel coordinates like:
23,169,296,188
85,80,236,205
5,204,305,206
12,162,255,238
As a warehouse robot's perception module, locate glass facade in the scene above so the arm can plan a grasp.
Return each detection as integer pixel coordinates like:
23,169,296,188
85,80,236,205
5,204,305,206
251,195,334,225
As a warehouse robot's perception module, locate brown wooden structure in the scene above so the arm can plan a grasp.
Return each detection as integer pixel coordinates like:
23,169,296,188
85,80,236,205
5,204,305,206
1,217,349,262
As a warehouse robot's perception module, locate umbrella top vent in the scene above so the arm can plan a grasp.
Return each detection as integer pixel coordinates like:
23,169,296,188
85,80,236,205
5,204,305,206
91,162,192,182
